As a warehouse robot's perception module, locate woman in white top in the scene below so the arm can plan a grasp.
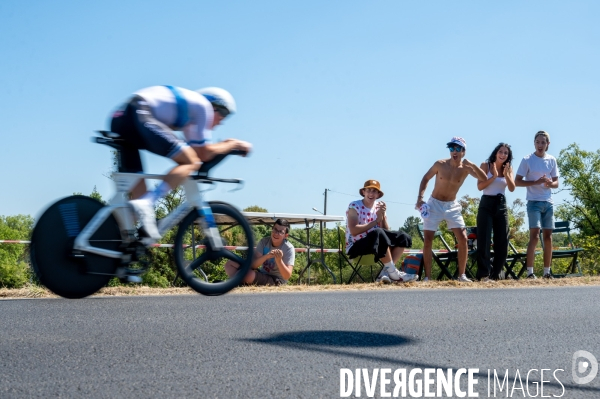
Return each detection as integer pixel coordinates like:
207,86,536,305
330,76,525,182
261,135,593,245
475,143,516,280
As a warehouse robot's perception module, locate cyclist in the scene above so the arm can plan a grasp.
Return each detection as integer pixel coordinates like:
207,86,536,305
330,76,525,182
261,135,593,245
110,86,252,240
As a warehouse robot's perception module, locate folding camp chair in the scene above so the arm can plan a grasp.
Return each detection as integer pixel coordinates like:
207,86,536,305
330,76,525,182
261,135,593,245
346,254,385,283
337,227,385,283
540,221,584,277
503,241,529,279
417,223,457,280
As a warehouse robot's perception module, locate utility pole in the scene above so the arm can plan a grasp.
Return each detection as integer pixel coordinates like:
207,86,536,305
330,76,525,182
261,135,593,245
323,188,328,228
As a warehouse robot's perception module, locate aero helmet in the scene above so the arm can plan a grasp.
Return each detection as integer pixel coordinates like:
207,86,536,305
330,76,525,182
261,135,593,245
196,87,236,115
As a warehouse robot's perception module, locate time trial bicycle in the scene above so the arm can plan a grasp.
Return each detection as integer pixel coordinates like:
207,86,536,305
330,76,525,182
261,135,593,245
30,131,254,298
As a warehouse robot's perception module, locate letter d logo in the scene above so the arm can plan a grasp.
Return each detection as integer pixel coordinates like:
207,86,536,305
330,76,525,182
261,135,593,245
572,350,598,384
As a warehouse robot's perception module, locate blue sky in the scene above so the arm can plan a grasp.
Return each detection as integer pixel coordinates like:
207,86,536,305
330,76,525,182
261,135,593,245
1,0,598,232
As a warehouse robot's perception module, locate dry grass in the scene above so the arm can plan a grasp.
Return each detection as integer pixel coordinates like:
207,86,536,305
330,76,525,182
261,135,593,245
2,276,600,299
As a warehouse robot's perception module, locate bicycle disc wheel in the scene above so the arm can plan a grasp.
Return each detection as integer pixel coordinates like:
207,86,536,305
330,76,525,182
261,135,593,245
30,195,122,299
174,201,254,296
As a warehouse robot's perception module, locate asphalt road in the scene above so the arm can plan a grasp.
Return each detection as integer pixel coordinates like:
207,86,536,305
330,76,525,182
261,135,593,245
1,286,599,398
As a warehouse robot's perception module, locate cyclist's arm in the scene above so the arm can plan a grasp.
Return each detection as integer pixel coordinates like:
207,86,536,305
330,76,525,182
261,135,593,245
195,140,252,162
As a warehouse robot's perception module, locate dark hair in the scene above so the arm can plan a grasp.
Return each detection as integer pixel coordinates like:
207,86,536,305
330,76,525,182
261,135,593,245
274,219,290,234
487,143,513,167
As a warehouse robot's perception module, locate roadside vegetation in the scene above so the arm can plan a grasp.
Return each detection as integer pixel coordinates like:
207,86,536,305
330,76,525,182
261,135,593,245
2,143,600,289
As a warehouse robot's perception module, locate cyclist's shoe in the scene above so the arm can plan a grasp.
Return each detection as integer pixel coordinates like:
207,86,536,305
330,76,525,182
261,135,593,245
527,273,537,279
130,199,161,241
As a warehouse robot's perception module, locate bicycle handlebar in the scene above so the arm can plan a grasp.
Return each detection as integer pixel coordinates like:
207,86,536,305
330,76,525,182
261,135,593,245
94,131,246,182
195,149,247,179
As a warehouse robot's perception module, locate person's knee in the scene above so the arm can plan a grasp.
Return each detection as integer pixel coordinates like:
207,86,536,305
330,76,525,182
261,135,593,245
455,233,467,244
224,260,240,277
244,270,257,284
176,147,201,169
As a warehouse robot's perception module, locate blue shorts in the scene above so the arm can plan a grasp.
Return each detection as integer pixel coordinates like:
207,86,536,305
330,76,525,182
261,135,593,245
527,200,554,230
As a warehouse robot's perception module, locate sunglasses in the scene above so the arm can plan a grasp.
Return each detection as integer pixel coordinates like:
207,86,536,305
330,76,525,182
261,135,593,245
214,105,230,118
448,146,464,152
272,227,287,235
498,142,511,148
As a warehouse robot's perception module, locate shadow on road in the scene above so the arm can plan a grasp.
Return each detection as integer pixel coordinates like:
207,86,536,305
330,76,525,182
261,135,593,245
243,330,600,395
245,330,413,348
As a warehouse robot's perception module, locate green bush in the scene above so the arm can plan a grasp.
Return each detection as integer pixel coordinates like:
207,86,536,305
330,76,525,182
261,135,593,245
142,268,171,288
0,261,31,288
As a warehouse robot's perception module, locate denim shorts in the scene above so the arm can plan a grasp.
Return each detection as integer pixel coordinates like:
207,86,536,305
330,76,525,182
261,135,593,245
526,200,554,230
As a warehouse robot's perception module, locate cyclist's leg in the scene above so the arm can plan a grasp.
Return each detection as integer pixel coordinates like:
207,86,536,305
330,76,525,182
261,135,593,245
128,98,200,239
110,100,146,198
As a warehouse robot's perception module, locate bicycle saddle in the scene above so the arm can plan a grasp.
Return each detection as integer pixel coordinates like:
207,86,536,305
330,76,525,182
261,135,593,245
94,130,124,151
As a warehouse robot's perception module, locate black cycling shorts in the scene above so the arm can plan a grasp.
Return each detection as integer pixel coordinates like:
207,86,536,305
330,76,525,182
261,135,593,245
110,96,186,172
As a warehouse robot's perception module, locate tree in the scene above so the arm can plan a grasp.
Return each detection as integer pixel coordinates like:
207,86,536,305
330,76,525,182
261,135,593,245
401,216,421,239
401,215,423,250
243,205,270,240
556,143,600,274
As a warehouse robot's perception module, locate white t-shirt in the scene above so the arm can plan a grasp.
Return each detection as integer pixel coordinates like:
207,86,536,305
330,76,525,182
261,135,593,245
516,153,559,202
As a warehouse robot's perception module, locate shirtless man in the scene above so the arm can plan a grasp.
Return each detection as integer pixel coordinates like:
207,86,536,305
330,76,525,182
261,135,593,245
415,137,487,282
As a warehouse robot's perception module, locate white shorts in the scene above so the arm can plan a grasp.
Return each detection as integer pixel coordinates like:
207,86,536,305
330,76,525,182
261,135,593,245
422,197,465,231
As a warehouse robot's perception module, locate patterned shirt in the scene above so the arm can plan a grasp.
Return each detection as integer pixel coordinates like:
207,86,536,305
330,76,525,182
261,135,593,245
345,199,381,253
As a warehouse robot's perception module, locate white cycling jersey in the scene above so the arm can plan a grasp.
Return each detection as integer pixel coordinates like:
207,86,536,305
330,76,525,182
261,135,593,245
134,86,213,147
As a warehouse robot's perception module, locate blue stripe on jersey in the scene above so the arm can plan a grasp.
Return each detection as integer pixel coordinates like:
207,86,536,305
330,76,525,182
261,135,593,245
164,85,189,128
188,139,210,146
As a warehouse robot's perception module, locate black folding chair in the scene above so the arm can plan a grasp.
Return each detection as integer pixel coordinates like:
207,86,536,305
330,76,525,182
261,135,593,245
337,227,384,283
417,224,457,280
540,221,584,277
503,241,529,279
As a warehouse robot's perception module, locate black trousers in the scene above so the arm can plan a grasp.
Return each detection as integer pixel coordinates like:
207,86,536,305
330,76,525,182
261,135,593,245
476,194,509,279
348,228,412,262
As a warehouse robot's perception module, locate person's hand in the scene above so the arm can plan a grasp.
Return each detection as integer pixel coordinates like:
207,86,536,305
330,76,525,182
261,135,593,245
490,163,498,178
272,249,283,261
462,158,476,170
236,140,252,155
268,250,277,258
503,162,512,177
534,174,550,185
375,202,386,223
415,198,425,211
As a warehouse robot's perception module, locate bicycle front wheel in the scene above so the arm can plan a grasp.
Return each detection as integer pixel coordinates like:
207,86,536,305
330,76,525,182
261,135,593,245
30,195,122,299
174,201,254,296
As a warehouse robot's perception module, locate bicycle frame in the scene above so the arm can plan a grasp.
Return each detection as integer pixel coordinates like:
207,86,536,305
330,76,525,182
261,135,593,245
73,172,223,260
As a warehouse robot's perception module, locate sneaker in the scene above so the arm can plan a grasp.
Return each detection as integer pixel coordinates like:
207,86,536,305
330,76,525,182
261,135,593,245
130,199,160,240
388,268,418,283
458,274,472,282
542,273,554,279
480,277,496,283
527,273,537,279
422,277,430,282
376,269,392,284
